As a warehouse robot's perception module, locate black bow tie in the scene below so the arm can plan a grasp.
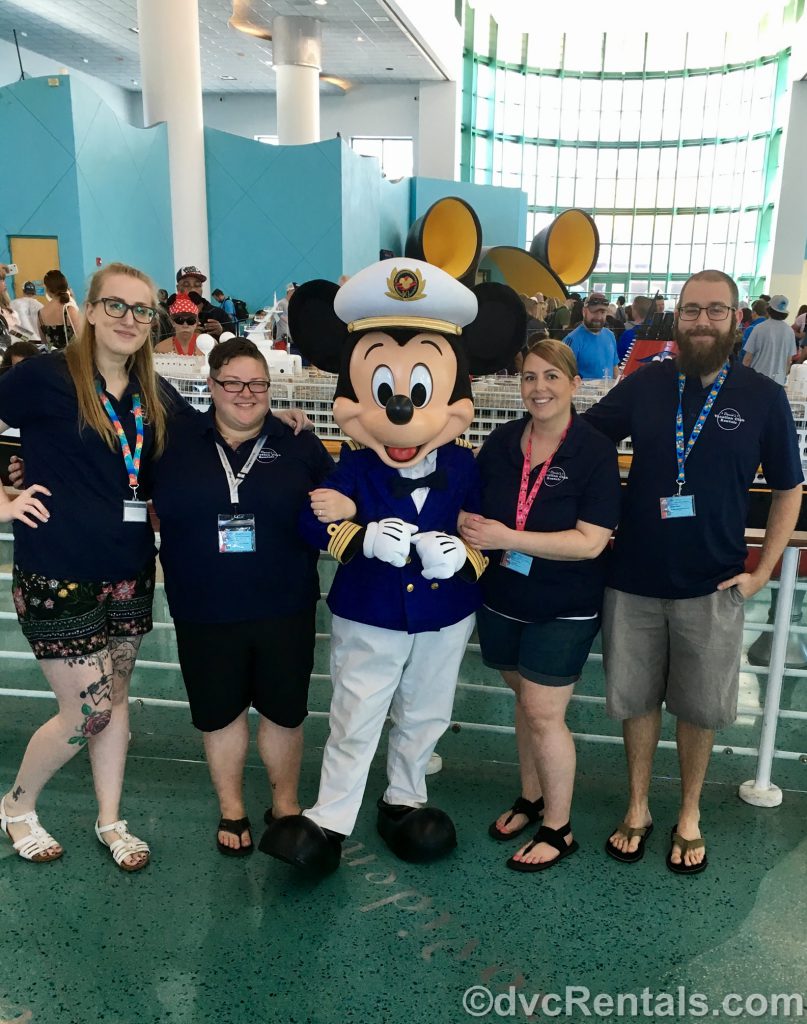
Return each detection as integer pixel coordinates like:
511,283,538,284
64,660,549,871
388,467,447,499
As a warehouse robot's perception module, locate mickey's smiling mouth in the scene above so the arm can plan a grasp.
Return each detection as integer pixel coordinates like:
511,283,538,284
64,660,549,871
385,445,422,463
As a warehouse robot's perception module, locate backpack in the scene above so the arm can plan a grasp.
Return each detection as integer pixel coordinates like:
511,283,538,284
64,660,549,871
232,298,249,322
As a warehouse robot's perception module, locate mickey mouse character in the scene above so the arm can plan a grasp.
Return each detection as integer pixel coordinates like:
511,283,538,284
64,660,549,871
259,258,525,873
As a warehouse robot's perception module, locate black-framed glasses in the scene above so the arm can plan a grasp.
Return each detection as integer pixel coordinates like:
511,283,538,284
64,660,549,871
678,303,736,322
171,314,198,326
211,378,270,394
92,297,157,324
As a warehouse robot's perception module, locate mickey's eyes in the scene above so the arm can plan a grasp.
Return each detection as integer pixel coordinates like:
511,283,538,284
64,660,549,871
371,365,394,407
410,364,432,407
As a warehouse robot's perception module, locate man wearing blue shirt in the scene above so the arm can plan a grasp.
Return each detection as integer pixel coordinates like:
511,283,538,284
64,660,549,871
564,293,619,379
212,288,237,319
584,270,802,875
741,298,768,350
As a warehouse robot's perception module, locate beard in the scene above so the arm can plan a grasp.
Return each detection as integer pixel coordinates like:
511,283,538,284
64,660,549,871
675,322,736,376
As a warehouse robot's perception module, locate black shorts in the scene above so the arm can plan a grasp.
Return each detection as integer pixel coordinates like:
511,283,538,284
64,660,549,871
13,562,155,660
476,605,600,686
173,607,317,732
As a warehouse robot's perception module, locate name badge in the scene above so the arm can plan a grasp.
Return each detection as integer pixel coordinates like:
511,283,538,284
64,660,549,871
218,513,256,553
123,500,148,523
660,495,696,519
501,550,533,576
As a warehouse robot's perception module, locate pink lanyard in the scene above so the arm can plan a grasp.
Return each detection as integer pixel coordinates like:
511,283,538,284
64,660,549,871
515,418,571,531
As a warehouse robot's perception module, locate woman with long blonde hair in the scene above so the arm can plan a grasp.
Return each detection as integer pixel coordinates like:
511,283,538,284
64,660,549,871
0,262,172,870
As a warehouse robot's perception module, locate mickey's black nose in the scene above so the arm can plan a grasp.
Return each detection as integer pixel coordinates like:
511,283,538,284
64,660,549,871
385,394,414,425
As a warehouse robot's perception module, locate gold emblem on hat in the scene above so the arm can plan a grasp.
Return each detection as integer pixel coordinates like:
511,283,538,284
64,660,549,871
385,267,426,302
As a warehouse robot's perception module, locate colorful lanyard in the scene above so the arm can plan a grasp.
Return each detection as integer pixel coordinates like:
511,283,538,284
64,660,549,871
515,418,571,531
97,383,144,499
675,361,730,494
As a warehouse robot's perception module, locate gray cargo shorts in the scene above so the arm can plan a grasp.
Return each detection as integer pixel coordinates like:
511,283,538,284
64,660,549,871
602,586,745,730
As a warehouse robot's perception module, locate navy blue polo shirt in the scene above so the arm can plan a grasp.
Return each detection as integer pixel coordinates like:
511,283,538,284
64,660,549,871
152,407,334,623
582,359,803,599
476,413,622,621
0,352,184,580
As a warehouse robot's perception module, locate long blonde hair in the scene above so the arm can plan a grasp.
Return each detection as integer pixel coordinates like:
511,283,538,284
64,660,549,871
65,262,168,456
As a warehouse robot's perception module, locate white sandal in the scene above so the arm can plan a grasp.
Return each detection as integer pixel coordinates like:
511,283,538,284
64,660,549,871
95,818,150,872
0,796,63,862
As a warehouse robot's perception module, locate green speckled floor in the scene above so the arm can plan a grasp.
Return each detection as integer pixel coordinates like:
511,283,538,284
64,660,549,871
0,560,806,1024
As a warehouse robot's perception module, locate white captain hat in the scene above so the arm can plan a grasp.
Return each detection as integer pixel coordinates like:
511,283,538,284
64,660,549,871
333,258,478,337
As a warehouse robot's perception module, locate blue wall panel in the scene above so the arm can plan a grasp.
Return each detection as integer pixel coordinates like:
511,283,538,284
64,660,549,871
0,76,83,296
379,178,412,257
340,143,382,275
70,78,173,294
205,129,343,307
411,178,527,250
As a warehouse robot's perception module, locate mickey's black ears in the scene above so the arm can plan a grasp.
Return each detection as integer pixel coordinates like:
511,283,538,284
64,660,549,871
463,283,527,375
288,280,347,374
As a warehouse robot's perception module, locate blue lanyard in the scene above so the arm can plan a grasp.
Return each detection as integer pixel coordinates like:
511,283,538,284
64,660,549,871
675,361,729,494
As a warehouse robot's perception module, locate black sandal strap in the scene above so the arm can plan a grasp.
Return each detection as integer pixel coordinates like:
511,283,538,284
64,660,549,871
530,822,571,855
505,796,544,826
218,816,251,836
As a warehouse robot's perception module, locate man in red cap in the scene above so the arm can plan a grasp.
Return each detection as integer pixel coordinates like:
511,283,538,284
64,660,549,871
176,266,234,338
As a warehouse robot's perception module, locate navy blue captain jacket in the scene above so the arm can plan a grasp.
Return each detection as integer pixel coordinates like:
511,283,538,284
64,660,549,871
300,440,486,634
582,358,803,599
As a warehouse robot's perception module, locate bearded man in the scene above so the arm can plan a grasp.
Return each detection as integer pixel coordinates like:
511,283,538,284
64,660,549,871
581,269,802,875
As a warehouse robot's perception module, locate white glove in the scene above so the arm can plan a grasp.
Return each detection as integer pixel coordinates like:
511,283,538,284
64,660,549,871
413,532,468,580
363,518,419,567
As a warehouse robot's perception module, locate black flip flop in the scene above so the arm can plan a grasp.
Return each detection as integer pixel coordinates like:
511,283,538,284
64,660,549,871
506,822,579,873
488,796,544,841
605,821,654,863
666,824,707,875
216,816,254,857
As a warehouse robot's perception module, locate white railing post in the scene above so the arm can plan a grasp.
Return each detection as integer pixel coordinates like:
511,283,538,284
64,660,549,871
739,545,800,807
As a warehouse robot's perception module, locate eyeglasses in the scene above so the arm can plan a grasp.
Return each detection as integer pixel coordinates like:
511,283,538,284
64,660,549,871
92,297,157,324
678,303,736,322
171,314,198,326
211,378,270,394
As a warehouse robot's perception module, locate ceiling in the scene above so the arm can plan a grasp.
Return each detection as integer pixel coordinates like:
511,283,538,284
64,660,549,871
0,0,444,94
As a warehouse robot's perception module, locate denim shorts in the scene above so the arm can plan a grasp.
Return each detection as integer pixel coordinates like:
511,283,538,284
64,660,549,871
476,605,601,686
12,562,155,660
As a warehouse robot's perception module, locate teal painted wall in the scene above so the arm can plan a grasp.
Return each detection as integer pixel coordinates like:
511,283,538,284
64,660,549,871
0,76,83,298
70,78,173,293
411,178,526,249
0,75,173,300
205,129,344,306
379,178,412,256
340,143,382,275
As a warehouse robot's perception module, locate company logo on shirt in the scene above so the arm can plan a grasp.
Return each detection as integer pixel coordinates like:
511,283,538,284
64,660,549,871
715,408,745,431
257,447,280,463
544,466,568,487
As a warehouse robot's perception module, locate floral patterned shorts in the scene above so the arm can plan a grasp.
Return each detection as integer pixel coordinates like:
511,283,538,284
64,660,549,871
12,562,155,660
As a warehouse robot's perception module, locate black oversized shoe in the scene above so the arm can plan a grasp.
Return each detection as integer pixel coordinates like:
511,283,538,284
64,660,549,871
376,798,457,863
258,813,344,874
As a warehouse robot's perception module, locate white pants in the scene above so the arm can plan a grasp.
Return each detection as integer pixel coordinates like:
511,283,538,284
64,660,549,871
304,613,475,836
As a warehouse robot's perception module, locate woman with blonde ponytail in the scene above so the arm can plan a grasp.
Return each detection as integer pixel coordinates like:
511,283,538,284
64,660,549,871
0,261,177,871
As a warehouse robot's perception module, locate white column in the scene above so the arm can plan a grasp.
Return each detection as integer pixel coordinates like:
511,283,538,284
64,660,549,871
768,80,807,308
137,0,210,292
273,16,321,146
417,81,459,180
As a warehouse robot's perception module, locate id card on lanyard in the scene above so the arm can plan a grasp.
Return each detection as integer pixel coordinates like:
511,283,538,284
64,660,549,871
661,361,729,520
215,435,266,553
97,384,147,523
501,419,570,576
